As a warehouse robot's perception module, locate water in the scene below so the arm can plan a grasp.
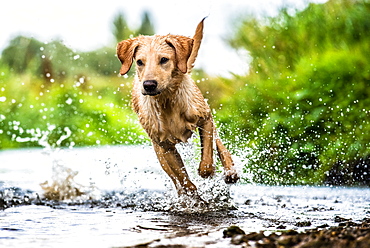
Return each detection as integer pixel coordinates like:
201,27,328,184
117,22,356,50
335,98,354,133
1,146,370,247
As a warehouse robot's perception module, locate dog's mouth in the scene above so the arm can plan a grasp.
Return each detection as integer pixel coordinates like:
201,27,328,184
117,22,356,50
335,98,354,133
142,91,161,96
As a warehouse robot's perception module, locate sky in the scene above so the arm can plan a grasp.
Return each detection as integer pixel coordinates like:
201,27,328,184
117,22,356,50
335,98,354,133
1,0,326,76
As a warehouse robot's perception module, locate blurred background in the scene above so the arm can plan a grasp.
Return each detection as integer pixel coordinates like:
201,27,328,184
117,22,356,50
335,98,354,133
0,0,369,186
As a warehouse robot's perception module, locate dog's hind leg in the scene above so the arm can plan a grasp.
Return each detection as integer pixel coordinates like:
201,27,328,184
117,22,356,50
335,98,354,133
152,141,201,199
214,131,239,184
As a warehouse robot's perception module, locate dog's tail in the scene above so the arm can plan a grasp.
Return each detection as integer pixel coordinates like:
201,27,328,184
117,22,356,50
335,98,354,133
187,17,206,73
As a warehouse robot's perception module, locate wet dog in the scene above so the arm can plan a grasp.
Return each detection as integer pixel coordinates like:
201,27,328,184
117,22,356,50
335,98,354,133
116,19,238,200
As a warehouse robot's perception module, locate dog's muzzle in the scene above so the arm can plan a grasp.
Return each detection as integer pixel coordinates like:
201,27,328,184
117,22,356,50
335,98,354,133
142,80,160,96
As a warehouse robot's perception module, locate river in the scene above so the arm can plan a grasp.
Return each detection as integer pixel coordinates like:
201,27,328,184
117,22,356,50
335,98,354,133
1,146,369,247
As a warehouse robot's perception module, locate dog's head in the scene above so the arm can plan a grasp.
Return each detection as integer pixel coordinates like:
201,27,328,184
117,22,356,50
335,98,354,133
116,19,205,96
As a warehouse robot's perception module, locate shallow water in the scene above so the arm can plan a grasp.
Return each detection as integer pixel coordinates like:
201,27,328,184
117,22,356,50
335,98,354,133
1,146,370,247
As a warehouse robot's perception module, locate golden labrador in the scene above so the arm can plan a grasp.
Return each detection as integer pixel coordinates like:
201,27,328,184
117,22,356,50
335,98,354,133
116,19,238,200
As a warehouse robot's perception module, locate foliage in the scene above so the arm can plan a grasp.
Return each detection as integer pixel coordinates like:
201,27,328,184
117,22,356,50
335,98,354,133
1,36,119,81
1,36,43,74
1,3,370,186
112,12,132,43
217,0,370,185
112,11,155,43
0,11,156,149
0,68,148,149
137,11,155,36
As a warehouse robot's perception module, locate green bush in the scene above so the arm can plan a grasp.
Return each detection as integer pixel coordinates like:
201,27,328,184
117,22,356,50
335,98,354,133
0,69,148,149
217,0,370,185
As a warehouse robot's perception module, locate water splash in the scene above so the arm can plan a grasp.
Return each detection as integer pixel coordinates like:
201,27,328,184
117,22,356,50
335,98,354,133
7,122,242,212
169,177,237,214
40,160,98,201
168,138,239,213
12,123,98,201
87,137,241,213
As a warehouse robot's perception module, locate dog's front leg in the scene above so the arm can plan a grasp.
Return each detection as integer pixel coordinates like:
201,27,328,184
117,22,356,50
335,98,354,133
198,119,216,179
152,141,200,197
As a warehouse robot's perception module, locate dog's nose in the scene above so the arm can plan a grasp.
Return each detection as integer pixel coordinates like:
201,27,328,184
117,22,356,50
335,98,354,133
143,80,158,92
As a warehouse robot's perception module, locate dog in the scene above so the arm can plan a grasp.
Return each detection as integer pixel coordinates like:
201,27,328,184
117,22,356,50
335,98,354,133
116,18,239,200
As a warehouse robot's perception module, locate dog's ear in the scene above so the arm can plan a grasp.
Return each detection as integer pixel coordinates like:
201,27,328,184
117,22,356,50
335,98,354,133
187,18,205,73
116,38,139,75
165,35,193,74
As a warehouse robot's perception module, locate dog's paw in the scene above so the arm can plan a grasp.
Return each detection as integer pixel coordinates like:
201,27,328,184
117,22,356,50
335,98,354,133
224,169,239,184
182,191,209,209
198,161,215,179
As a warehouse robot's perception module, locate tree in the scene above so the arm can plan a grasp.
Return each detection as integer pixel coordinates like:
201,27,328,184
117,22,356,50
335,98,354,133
112,12,131,43
1,36,42,74
137,11,155,36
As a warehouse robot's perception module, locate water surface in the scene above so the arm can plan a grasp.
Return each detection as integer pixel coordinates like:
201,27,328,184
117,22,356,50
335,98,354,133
1,146,369,247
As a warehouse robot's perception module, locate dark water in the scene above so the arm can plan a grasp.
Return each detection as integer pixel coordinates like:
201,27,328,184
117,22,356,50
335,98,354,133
1,147,370,247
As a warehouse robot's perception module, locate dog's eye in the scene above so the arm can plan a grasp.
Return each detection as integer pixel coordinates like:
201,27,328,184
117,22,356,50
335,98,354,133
137,59,144,66
160,57,169,64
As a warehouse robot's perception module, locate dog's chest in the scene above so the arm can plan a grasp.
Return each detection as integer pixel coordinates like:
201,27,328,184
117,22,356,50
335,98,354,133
140,100,198,144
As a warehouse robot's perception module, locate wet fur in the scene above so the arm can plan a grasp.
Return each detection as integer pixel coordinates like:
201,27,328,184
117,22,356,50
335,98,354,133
117,19,238,199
